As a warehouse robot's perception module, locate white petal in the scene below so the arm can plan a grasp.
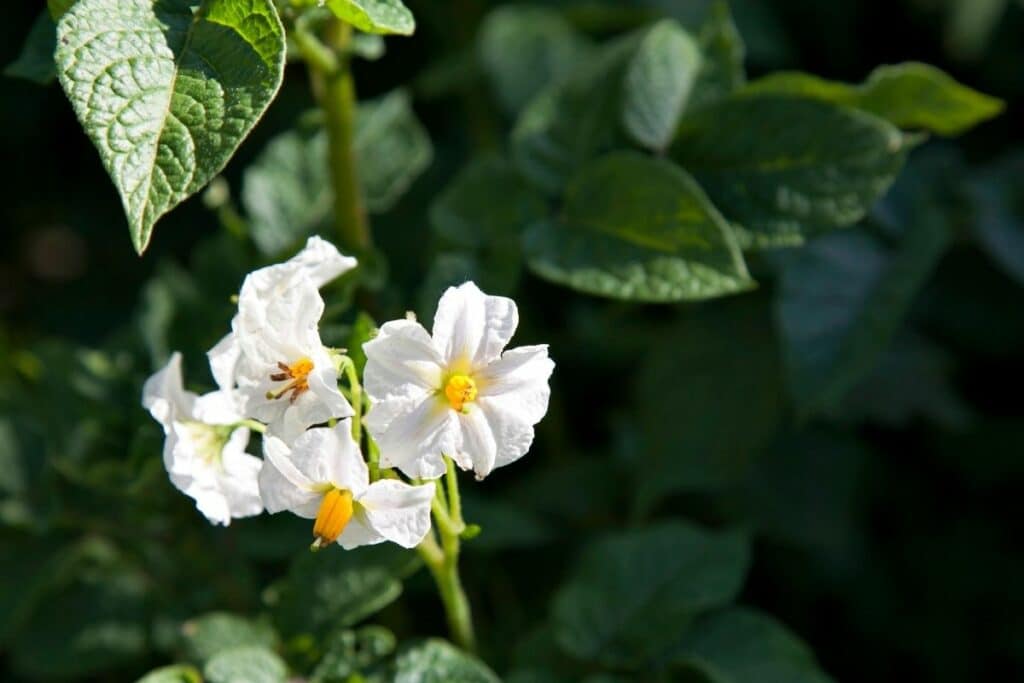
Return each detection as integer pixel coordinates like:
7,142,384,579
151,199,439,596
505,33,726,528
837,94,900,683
350,480,435,549
322,422,370,495
336,512,385,549
456,406,498,479
217,429,264,518
363,319,444,401
431,282,519,367
165,427,260,525
142,352,195,428
285,236,358,288
236,277,324,364
478,395,541,471
207,331,241,391
259,434,319,516
477,345,554,421
371,395,459,480
193,389,243,425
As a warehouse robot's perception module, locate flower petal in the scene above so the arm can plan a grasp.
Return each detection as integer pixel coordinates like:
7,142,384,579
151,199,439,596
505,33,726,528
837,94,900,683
477,345,554,417
193,389,243,425
350,480,435,549
431,282,519,367
218,429,264,518
285,236,358,288
478,395,542,471
456,406,498,479
336,512,385,549
322,422,370,495
371,396,459,479
142,352,195,428
363,319,444,401
259,434,320,516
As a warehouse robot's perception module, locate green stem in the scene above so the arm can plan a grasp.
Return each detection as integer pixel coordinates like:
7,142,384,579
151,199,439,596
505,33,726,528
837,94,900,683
415,465,476,652
317,20,370,252
341,357,362,444
445,457,463,526
234,419,266,433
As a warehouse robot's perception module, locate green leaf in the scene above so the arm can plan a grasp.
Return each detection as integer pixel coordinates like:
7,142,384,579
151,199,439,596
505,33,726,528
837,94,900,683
431,156,547,249
55,0,287,253
552,521,750,669
672,94,915,248
204,646,288,683
775,219,952,416
478,5,591,115
672,608,835,683
137,665,203,683
311,626,396,683
512,31,639,194
524,151,753,302
6,11,57,85
48,0,78,20
242,122,330,255
394,639,501,683
690,0,746,112
745,63,1004,136
181,612,278,665
347,311,378,376
623,19,701,150
356,89,433,212
633,294,784,510
321,0,414,36
966,154,1024,287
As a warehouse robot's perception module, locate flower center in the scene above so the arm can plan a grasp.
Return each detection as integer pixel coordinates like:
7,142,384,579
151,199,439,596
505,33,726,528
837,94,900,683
444,374,478,412
181,422,233,464
311,488,354,549
266,357,314,403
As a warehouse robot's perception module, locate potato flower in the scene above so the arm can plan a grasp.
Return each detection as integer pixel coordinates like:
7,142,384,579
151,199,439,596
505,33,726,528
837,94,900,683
259,423,435,549
142,352,262,525
363,282,554,480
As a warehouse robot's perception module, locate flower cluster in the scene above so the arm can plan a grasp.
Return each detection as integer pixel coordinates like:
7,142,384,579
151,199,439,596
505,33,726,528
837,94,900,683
143,237,553,552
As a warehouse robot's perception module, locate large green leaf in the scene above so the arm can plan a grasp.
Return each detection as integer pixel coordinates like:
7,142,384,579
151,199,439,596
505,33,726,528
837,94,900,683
394,639,501,683
355,89,433,212
774,219,952,416
321,0,414,36
203,646,288,683
524,151,753,302
672,94,916,248
478,5,591,115
622,19,701,150
745,63,1004,136
689,0,746,112
136,665,203,683
552,521,750,669
673,608,835,683
633,294,784,510
55,0,286,253
6,11,57,85
180,612,278,666
310,626,396,682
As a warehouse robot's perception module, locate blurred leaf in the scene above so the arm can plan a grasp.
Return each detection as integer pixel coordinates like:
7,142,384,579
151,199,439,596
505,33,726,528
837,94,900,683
775,220,952,416
623,19,701,150
270,546,413,639
318,0,414,36
356,89,433,213
136,665,203,683
242,123,330,256
311,626,396,682
55,0,287,253
672,608,835,683
431,156,547,249
552,521,750,669
181,612,278,666
0,533,66,645
512,30,640,193
672,94,916,248
525,152,753,302
48,0,78,19
461,494,554,552
5,11,57,85
478,5,591,115
966,154,1024,286
745,63,1004,136
689,0,746,112
203,646,288,683
347,311,378,376
633,294,784,509
352,32,386,60
394,639,500,683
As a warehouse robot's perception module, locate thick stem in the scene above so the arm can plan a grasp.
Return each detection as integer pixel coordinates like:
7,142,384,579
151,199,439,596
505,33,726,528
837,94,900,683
305,20,370,251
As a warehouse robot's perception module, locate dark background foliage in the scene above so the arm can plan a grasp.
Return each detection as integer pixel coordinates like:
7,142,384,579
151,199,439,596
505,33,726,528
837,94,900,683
2,0,1023,681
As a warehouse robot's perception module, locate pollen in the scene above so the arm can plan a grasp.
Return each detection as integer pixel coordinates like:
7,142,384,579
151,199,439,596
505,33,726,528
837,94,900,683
266,357,315,403
444,374,478,412
311,488,354,549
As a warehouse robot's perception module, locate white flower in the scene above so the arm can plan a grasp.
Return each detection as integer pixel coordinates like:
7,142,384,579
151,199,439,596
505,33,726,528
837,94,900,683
214,236,357,437
142,352,263,525
363,282,554,480
259,423,435,550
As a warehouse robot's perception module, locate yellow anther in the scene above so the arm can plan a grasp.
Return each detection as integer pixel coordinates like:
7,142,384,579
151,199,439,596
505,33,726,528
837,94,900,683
444,374,478,412
267,357,315,403
312,488,354,547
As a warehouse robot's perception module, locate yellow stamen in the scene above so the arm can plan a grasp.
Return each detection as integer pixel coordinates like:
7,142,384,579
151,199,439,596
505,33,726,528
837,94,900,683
312,488,354,548
444,374,478,412
266,357,315,403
